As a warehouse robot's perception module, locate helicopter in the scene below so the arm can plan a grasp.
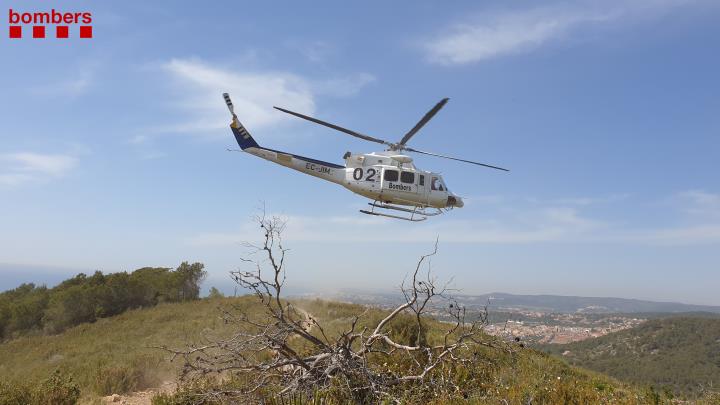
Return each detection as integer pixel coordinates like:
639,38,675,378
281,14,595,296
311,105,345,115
223,93,508,221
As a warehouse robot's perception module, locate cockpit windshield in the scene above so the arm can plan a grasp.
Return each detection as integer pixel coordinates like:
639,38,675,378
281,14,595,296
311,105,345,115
430,176,448,192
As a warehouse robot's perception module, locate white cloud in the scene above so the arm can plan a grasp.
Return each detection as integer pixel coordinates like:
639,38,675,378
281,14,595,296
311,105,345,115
0,173,34,186
462,195,505,206
7,153,76,175
677,190,720,219
311,73,376,98
157,58,374,136
29,61,99,97
128,135,149,145
287,40,335,64
616,190,720,244
0,152,77,186
547,194,630,206
187,191,720,247
138,151,167,160
186,205,606,246
623,225,720,245
162,58,315,133
423,0,698,65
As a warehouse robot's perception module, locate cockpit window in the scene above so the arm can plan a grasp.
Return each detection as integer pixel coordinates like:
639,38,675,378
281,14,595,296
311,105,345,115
400,171,414,184
431,177,445,192
384,169,399,182
419,175,425,186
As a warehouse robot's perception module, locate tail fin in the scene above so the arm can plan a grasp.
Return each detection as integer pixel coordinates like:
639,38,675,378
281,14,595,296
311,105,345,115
230,118,260,150
223,93,260,150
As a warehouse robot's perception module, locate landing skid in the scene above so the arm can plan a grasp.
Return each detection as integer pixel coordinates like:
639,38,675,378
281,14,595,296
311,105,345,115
359,202,444,222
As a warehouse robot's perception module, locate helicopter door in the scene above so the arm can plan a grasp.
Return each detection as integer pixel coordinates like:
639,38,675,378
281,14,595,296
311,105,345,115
417,173,427,199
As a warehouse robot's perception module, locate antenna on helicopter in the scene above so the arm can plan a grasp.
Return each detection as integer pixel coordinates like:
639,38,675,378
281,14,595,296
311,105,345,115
273,99,508,171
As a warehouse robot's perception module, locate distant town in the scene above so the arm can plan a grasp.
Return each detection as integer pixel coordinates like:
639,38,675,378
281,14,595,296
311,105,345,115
295,290,719,345
482,312,645,344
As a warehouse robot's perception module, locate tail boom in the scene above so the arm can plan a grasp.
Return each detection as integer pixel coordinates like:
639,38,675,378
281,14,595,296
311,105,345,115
241,141,345,185
224,93,345,185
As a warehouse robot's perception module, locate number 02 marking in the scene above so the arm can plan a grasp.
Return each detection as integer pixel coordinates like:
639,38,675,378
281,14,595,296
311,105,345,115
352,168,377,182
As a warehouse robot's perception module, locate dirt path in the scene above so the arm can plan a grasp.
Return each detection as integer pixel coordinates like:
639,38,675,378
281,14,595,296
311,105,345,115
100,381,175,405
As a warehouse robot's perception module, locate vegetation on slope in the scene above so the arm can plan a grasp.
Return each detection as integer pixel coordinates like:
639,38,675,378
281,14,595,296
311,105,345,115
2,296,720,404
0,262,206,340
0,295,242,400
541,316,720,398
152,299,670,405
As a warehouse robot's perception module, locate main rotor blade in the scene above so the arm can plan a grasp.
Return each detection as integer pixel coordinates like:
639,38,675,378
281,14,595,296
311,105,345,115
274,107,392,146
398,98,449,146
404,147,509,171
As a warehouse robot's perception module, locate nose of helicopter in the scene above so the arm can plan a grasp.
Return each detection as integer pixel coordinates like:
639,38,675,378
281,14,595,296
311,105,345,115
446,195,464,208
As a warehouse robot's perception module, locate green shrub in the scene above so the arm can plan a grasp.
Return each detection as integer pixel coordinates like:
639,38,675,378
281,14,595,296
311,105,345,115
0,263,207,340
388,314,427,347
0,380,33,405
34,370,81,405
0,370,80,405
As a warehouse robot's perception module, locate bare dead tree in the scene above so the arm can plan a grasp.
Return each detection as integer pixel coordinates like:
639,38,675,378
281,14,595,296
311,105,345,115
159,213,513,403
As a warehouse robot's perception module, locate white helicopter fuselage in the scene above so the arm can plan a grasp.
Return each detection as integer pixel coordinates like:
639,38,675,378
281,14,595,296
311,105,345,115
242,145,463,209
223,91,496,220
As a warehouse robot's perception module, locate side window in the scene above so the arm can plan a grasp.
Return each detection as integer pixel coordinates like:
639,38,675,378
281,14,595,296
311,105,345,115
384,169,399,182
400,171,415,184
419,175,425,186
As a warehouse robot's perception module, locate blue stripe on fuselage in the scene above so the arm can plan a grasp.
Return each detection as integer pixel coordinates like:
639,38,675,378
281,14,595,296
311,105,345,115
260,147,344,169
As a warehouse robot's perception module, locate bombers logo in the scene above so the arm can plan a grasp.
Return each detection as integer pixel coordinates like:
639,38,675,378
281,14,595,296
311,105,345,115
8,8,93,39
387,183,412,192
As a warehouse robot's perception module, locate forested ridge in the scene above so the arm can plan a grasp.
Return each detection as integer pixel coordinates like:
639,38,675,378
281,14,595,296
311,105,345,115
0,262,206,340
541,316,720,398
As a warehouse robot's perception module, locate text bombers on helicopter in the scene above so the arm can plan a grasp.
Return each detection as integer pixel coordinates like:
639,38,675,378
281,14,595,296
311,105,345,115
223,93,508,222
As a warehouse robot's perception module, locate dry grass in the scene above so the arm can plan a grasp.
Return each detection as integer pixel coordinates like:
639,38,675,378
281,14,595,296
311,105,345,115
0,296,255,401
0,296,701,404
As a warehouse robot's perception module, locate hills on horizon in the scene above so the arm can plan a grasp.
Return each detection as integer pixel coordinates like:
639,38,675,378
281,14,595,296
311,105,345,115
464,292,720,314
2,265,720,315
314,290,720,314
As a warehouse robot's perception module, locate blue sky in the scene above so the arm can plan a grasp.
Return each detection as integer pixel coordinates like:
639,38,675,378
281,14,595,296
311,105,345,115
1,0,719,304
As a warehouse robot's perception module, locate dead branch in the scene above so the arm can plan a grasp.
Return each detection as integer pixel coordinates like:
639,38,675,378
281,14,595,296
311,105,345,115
159,213,514,403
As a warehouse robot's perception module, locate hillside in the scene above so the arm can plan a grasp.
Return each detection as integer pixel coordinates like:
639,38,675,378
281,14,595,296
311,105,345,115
541,317,720,398
0,297,241,400
1,296,705,404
